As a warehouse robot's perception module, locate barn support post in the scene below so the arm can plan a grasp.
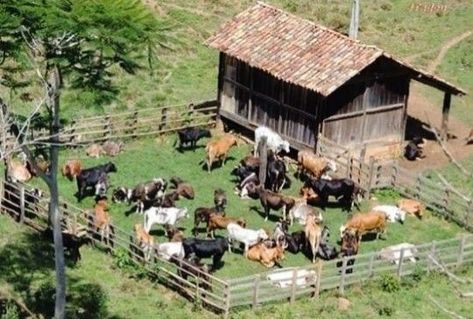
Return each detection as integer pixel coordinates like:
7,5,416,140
19,185,25,224
216,52,225,124
457,234,466,267
290,268,297,304
258,137,268,187
396,248,405,278
441,92,451,141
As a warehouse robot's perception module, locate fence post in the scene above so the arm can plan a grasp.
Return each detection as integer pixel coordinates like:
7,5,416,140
396,248,405,278
224,283,230,319
467,200,473,230
104,115,111,139
314,263,322,298
442,188,451,219
368,254,375,277
132,111,139,139
252,275,261,309
427,241,437,272
195,273,201,307
339,257,347,295
457,235,466,267
19,185,25,223
391,162,398,187
366,157,375,199
290,268,297,304
0,180,3,203
159,107,168,132
415,175,422,200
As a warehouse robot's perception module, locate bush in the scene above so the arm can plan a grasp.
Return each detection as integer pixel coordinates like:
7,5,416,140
378,305,394,316
114,248,135,271
380,274,400,293
1,301,20,319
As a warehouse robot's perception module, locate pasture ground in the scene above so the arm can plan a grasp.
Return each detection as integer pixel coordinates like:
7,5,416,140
1,213,472,319
28,134,466,279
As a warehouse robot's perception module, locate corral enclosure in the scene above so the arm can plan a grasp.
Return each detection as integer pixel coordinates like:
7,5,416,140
19,134,468,279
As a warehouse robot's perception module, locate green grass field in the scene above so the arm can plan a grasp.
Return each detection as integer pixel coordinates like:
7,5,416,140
25,134,465,280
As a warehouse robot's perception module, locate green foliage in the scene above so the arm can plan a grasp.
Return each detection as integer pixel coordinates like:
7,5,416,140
380,274,401,293
378,305,394,317
114,248,135,271
0,301,20,319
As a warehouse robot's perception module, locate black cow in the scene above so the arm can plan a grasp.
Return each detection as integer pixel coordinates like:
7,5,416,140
42,227,90,264
285,230,306,254
76,162,117,202
175,127,211,151
182,237,229,270
404,136,426,161
266,155,291,192
306,178,359,211
317,226,339,260
337,228,360,274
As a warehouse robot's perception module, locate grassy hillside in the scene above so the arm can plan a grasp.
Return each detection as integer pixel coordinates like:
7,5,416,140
6,0,473,123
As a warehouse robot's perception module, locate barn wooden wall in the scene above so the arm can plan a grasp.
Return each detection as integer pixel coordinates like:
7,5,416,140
219,54,320,149
219,54,411,151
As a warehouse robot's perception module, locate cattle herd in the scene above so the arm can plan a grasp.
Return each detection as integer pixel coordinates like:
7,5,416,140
3,125,429,287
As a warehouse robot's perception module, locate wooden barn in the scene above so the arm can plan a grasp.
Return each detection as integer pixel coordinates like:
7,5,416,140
205,3,465,156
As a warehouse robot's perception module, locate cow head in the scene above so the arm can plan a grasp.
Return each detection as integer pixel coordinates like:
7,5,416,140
236,218,247,228
341,228,360,257
281,140,290,153
112,187,128,203
257,229,269,241
105,162,117,173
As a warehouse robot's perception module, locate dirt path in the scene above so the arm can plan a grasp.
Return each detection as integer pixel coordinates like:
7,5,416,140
427,30,472,73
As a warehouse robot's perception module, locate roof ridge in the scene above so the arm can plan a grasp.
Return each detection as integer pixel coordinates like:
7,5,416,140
255,1,381,52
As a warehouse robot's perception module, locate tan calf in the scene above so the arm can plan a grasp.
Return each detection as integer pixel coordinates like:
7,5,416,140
247,242,285,268
397,199,425,219
305,213,322,263
207,213,246,238
340,211,387,240
134,223,155,261
205,134,238,173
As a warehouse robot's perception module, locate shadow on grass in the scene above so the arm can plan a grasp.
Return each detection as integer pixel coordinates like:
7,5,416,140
0,230,124,319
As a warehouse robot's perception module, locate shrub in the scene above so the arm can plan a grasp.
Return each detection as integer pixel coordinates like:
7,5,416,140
114,248,135,271
380,274,400,293
1,301,20,319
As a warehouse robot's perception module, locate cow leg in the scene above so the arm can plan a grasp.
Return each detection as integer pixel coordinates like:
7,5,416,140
264,206,270,222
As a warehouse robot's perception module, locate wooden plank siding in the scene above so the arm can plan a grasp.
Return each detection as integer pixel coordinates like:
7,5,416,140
219,53,413,153
219,54,319,149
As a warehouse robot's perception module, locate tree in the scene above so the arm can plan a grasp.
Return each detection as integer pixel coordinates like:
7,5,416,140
0,1,168,317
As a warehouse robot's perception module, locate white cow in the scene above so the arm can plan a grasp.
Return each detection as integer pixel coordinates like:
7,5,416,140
154,242,185,261
227,223,269,257
372,205,406,224
288,200,323,226
144,206,189,233
266,268,317,288
379,243,418,264
254,126,290,156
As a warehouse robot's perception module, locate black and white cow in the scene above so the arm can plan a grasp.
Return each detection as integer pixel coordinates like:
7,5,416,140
76,162,117,202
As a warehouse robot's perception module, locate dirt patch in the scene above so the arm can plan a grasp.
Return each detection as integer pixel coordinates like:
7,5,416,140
401,88,473,172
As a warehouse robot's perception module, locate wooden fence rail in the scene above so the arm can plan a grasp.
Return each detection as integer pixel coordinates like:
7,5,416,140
316,134,473,231
9,100,218,148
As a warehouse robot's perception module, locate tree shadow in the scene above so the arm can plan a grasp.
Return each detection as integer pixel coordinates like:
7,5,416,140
0,230,124,318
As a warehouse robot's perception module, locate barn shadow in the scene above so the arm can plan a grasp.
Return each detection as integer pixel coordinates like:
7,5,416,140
0,230,122,319
404,115,437,141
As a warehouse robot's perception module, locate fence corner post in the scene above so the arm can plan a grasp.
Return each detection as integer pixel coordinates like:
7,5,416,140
224,282,231,319
258,137,268,187
366,156,376,199
314,262,322,298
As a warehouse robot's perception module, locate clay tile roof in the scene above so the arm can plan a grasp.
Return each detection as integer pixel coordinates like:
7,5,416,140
205,2,465,96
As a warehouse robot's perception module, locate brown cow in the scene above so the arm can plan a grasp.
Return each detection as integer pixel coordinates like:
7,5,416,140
397,199,425,219
340,211,387,240
206,213,246,238
134,223,154,261
164,225,185,242
247,242,285,268
170,176,195,199
61,159,82,181
205,134,238,173
297,149,335,180
252,186,295,221
305,213,322,263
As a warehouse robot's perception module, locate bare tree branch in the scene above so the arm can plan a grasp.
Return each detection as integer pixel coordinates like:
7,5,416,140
434,172,471,202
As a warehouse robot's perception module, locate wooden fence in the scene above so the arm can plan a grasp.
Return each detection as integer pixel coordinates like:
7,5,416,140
227,234,473,309
316,135,473,231
8,100,218,147
0,180,230,315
